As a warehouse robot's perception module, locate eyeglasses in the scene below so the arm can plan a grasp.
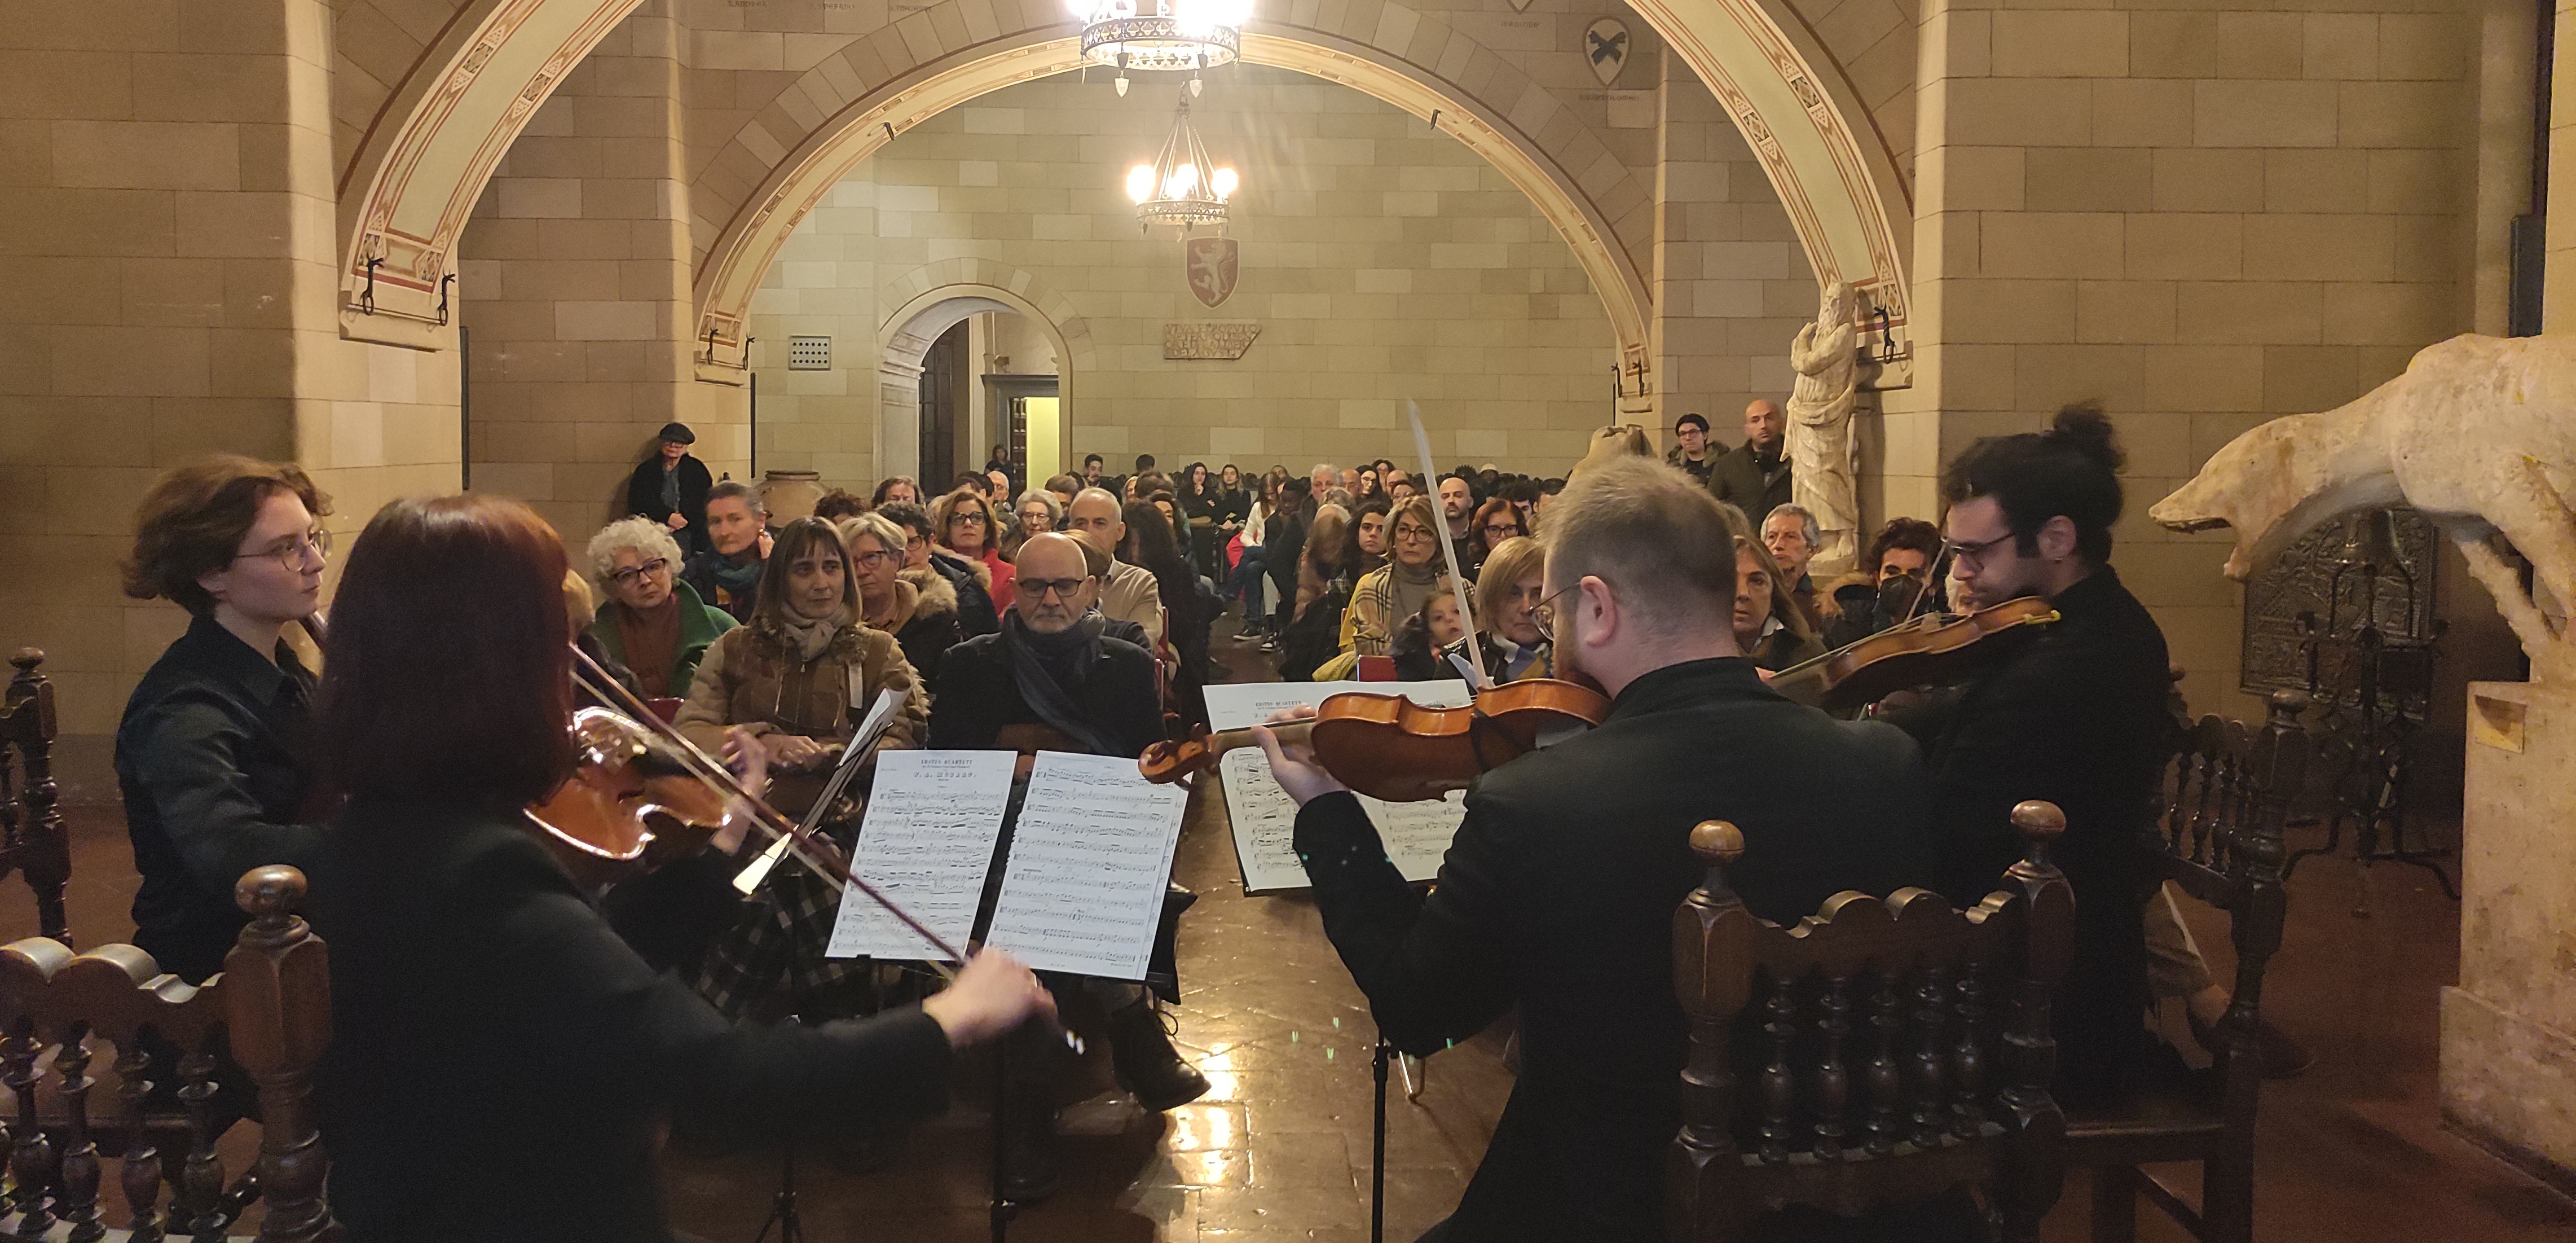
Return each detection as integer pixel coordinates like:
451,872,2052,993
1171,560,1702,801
607,556,671,586
1482,524,1521,540
1022,577,1090,601
235,527,331,572
950,512,988,526
1391,524,1436,543
1531,582,1588,642
1945,532,2018,572
851,550,897,569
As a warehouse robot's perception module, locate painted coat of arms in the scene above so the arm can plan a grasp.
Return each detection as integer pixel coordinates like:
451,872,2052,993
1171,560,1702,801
1186,235,1239,309
1585,18,1630,87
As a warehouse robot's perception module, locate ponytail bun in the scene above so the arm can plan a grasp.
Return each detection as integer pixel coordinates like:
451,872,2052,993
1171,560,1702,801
2049,402,2124,474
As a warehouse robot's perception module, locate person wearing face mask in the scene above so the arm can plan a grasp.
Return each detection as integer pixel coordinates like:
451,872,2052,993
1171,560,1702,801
1822,517,1947,650
675,517,929,1021
680,480,774,622
1710,398,1793,521
118,455,338,986
584,517,739,701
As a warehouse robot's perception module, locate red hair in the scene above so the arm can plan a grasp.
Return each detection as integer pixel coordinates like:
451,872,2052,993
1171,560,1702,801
320,495,573,807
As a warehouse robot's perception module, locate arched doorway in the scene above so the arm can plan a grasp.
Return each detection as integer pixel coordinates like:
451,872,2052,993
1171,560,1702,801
878,282,1078,488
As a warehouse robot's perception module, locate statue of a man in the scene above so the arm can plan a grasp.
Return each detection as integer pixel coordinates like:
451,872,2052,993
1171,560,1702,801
1787,281,1862,568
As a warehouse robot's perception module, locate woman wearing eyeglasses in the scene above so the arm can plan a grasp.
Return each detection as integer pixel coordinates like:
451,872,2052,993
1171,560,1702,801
930,486,1016,612
1349,497,1473,658
1466,496,1527,582
582,517,738,701
116,455,337,986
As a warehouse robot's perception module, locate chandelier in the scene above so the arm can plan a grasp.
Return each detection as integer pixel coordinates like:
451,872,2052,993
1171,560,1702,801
1071,0,1253,94
1125,90,1237,229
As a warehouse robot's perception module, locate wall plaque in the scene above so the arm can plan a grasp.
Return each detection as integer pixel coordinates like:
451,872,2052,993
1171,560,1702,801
1164,322,1261,360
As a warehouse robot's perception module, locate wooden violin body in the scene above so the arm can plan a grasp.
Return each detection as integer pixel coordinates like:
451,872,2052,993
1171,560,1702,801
1767,596,2061,711
1140,678,1611,802
525,707,737,888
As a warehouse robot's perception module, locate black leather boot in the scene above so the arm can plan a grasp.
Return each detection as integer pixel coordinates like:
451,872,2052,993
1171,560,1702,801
1109,998,1210,1112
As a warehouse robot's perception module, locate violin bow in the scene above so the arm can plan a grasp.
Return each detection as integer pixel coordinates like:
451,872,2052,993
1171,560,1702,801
1406,401,1492,690
1901,540,1956,626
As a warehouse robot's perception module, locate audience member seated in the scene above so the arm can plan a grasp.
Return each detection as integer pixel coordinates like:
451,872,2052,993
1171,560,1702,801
1734,535,1827,672
1823,516,1945,649
881,500,1001,638
1388,584,1469,682
585,517,738,700
1437,473,1478,573
812,489,869,522
1045,473,1082,501
928,532,1206,1197
1460,535,1550,682
931,486,1016,612
1760,502,1825,633
871,475,922,507
1279,504,1355,682
1227,478,1275,639
676,517,929,1020
117,455,334,986
1007,489,1064,561
1350,497,1469,657
306,493,1052,1242
1177,463,1221,574
681,480,773,622
845,512,964,687
1385,471,1419,503
1468,495,1526,573
1123,500,1219,724
1065,487,1172,665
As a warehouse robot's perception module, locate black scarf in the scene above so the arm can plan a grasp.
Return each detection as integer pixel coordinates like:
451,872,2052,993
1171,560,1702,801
999,611,1120,757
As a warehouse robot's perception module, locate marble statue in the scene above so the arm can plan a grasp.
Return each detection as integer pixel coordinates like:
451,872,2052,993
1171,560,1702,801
1787,281,1862,568
2150,333,2576,679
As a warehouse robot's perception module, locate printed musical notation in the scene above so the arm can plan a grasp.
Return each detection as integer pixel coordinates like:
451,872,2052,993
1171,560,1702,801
983,752,1189,980
824,750,1014,961
1201,680,1474,895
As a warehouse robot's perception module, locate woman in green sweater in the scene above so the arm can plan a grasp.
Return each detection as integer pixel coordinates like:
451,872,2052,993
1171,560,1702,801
585,517,738,699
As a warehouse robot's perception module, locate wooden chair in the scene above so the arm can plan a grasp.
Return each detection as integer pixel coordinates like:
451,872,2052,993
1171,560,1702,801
1670,803,2077,1242
2068,691,2310,1243
0,865,331,1241
0,650,72,946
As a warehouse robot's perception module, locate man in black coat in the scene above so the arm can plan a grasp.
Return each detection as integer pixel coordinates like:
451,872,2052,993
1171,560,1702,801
1708,398,1793,521
1253,459,1943,1242
624,421,713,556
1901,405,2173,1110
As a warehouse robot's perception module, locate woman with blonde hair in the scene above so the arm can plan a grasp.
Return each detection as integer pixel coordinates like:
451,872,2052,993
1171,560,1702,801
1348,496,1469,657
843,512,965,685
931,486,1016,610
1464,535,1551,683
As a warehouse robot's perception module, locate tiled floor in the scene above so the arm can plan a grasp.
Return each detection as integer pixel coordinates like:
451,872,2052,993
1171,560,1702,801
15,627,2576,1241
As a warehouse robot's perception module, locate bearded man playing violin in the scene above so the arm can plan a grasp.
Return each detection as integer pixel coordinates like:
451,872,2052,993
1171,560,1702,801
1253,457,1939,1243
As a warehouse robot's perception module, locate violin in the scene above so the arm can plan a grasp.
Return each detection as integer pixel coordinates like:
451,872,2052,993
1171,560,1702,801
1764,596,2061,712
523,708,744,890
1139,678,1611,802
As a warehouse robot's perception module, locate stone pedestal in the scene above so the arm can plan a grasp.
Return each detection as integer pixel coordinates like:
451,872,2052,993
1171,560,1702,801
2443,679,2576,1187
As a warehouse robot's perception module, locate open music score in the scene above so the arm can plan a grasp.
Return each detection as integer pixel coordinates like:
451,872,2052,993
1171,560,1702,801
983,752,1189,980
825,749,1014,961
1201,681,1473,895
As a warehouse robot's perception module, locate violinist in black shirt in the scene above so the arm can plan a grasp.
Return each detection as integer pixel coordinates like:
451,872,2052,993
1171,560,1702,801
116,455,336,985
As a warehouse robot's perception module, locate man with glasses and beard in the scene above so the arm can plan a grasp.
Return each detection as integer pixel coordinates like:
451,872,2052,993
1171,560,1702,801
928,532,1207,1198
1249,459,1943,1242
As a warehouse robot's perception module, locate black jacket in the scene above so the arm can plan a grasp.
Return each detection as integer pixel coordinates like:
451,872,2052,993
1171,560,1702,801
307,798,953,1243
115,616,329,982
927,630,1164,758
1904,567,2170,1108
928,549,1002,639
1293,658,1936,1241
624,455,712,546
1707,440,1792,521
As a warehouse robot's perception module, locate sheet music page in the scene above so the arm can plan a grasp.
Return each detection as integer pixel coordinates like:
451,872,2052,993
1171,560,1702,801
1201,680,1474,894
983,752,1190,980
824,750,1014,961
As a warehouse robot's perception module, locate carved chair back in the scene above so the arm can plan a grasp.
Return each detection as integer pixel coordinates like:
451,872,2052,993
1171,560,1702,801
0,866,330,1242
1669,803,2076,1243
0,650,72,945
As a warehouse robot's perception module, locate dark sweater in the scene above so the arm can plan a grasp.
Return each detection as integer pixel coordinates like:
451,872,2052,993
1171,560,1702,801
1293,658,1936,1240
307,799,953,1243
927,629,1164,759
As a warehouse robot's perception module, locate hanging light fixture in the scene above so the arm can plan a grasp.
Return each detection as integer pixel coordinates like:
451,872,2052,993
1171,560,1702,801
1071,0,1254,95
1125,89,1238,230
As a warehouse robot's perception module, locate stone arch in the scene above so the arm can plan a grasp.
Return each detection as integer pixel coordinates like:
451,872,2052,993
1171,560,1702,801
875,264,1089,480
684,11,1663,385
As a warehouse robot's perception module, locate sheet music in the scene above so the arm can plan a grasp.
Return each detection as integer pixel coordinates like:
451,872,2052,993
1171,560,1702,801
824,750,1014,961
1203,680,1474,895
983,752,1190,980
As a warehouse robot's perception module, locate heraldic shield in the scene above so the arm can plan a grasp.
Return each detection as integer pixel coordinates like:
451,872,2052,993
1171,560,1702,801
1186,235,1239,309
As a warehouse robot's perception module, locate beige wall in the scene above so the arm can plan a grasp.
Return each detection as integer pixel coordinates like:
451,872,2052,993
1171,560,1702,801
744,69,1633,486
1910,0,2479,719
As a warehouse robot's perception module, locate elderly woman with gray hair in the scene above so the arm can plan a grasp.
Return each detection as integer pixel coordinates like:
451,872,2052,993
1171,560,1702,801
584,516,739,698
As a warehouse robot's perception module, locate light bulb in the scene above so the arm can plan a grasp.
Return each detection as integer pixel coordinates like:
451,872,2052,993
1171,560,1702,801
1165,163,1199,199
1065,0,1091,18
1210,167,1238,200
1127,165,1156,203
1115,73,1129,96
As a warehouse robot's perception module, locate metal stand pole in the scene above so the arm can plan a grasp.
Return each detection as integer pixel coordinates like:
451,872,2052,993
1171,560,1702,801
990,1036,1014,1243
1372,1040,1390,1243
751,1018,807,1243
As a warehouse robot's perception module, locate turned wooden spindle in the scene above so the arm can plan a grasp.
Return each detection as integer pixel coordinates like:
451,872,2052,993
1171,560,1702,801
6,1019,56,1237
5,648,68,947
115,1036,165,1243
55,1023,103,1243
1811,971,1852,1159
225,865,333,1243
1667,820,1750,1221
